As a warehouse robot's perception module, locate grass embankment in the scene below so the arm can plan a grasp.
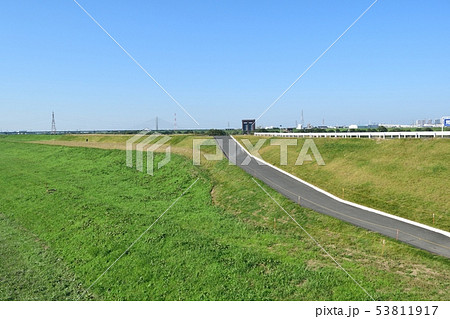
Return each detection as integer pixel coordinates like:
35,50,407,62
0,135,449,300
236,136,450,231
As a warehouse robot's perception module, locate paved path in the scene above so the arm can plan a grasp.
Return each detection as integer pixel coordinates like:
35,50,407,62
215,136,450,258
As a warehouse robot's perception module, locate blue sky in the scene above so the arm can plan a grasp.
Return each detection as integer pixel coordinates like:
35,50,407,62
1,0,449,130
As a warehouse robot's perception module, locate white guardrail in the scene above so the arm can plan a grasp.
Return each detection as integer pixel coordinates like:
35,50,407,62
254,131,450,138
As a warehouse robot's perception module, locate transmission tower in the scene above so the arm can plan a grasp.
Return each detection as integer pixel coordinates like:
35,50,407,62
51,111,56,134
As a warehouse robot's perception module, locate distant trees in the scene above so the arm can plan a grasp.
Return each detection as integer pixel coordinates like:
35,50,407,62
207,129,227,136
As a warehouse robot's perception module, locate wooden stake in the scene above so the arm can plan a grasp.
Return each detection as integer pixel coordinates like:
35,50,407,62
396,229,399,240
298,196,301,205
274,218,276,230
342,188,345,198
381,239,386,255
433,213,435,225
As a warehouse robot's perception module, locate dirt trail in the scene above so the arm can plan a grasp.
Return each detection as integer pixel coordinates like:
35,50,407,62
31,140,193,158
31,140,127,150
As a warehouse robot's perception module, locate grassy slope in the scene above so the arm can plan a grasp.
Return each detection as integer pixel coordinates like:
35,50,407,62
236,136,450,231
0,135,449,300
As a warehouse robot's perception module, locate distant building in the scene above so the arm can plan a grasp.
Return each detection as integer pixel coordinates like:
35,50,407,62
242,119,256,134
415,119,426,127
413,117,449,128
348,124,358,130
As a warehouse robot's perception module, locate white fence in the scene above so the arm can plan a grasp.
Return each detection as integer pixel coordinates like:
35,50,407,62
254,131,450,139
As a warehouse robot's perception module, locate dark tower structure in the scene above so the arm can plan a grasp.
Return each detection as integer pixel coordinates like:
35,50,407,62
51,111,56,134
242,119,256,135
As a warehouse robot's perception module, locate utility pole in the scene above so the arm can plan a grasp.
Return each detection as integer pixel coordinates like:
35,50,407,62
51,111,56,134
174,113,177,130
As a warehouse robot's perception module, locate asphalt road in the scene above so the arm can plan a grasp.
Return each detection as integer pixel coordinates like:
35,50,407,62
215,136,450,258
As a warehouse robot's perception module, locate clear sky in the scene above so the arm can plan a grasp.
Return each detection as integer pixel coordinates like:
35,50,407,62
1,0,449,131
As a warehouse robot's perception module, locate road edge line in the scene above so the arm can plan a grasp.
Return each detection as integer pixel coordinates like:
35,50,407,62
230,135,450,239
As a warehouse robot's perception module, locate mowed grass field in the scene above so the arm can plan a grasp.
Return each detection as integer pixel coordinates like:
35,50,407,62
0,134,449,300
236,136,450,231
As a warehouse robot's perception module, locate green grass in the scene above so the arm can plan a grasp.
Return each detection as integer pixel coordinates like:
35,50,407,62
0,213,84,300
236,136,450,231
0,137,449,300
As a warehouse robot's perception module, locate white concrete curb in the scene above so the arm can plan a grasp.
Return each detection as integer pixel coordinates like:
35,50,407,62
230,135,450,238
